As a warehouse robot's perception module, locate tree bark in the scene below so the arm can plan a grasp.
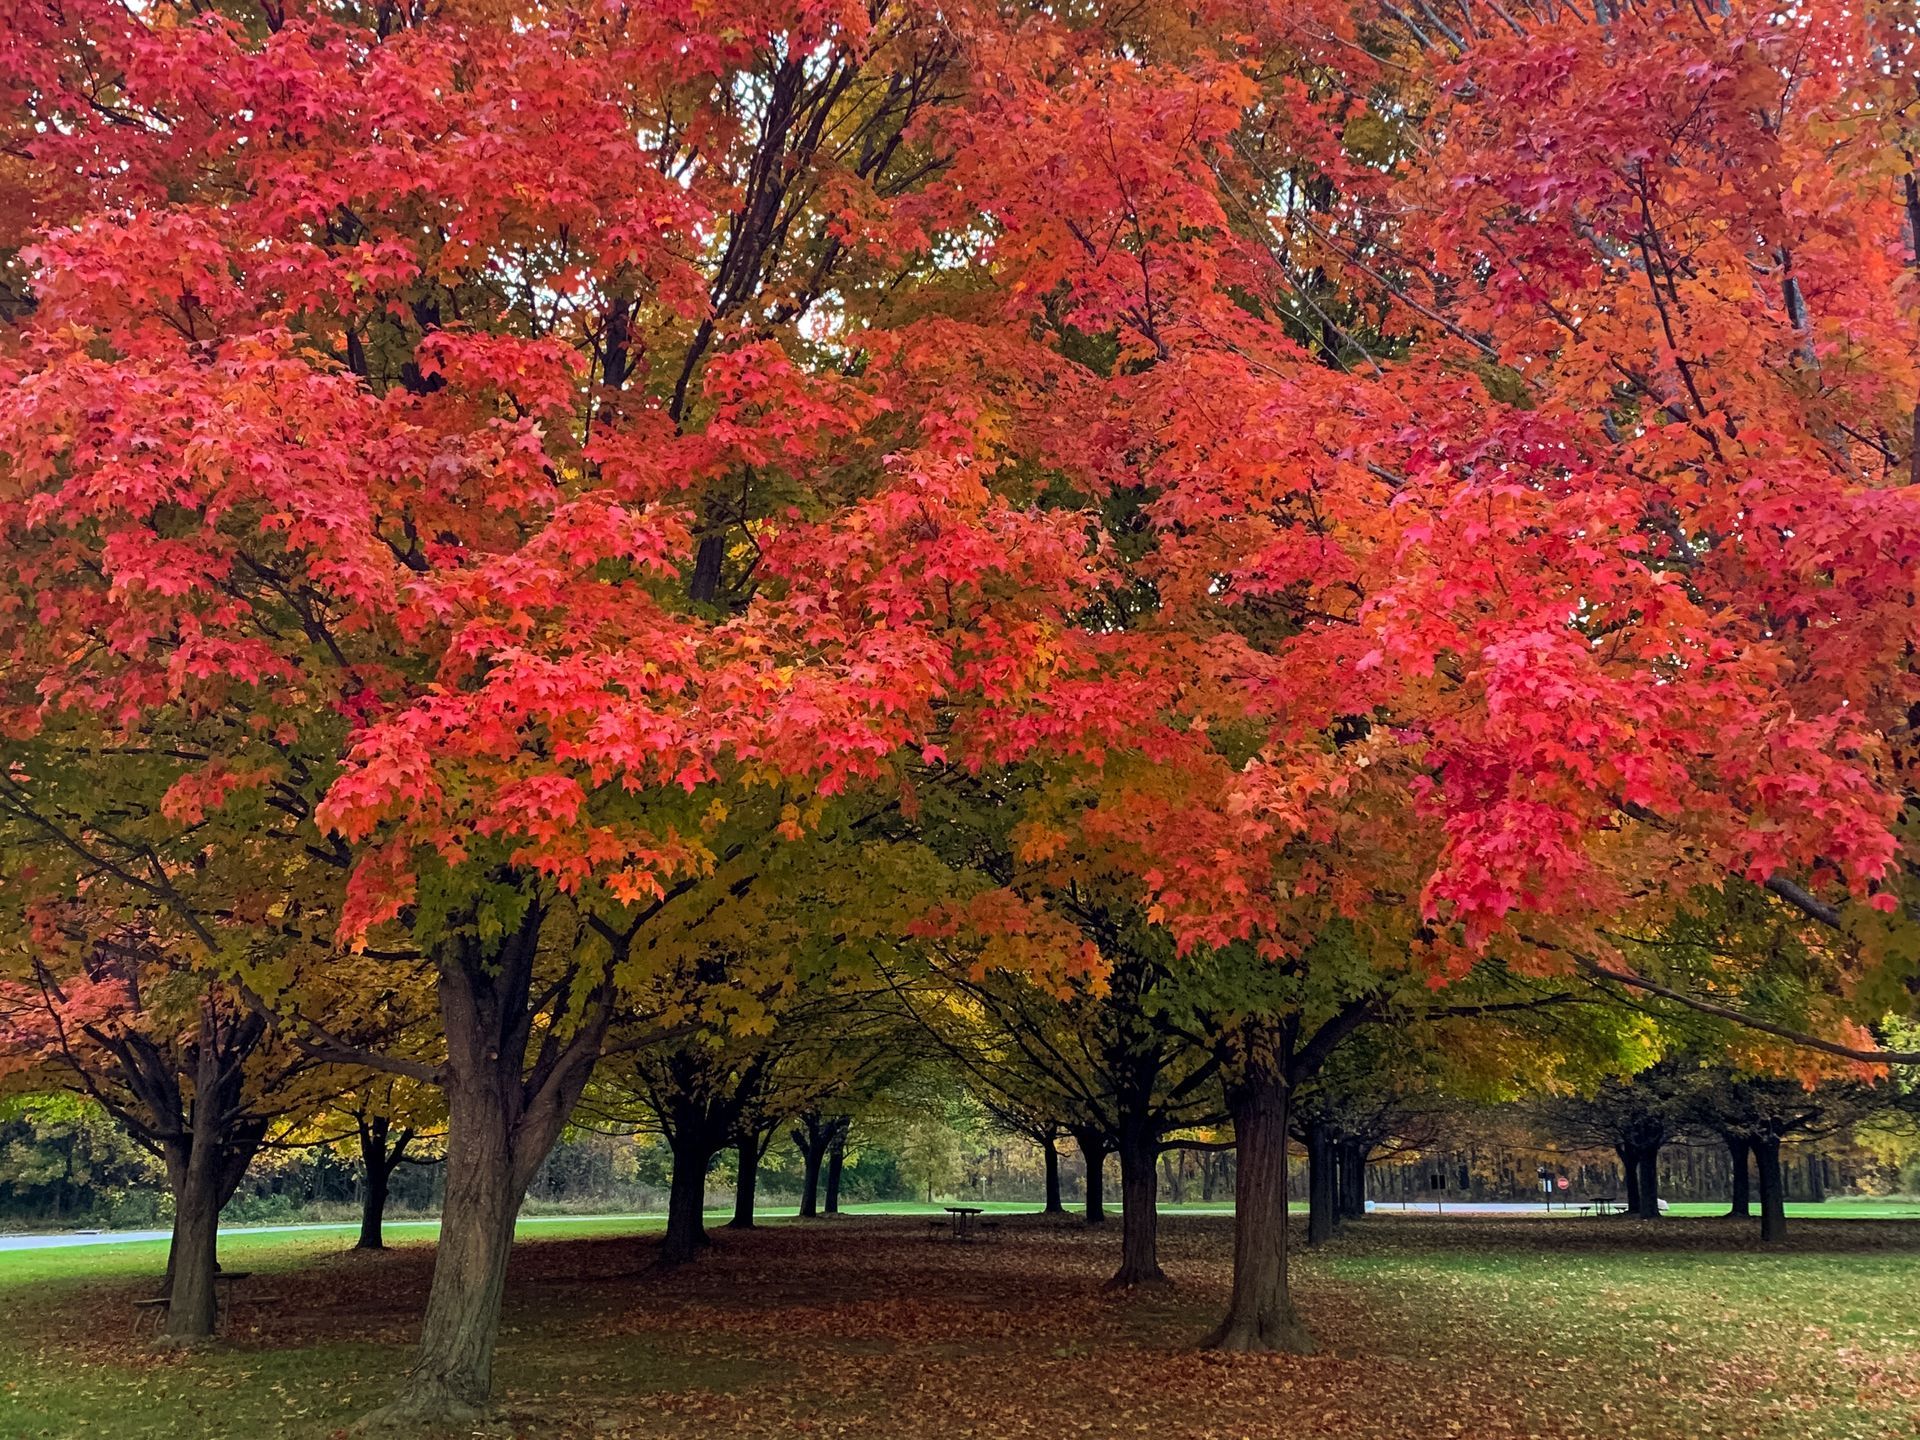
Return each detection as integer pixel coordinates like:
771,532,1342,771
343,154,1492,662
378,1068,521,1422
1619,1144,1642,1215
823,1122,846,1215
154,1008,265,1345
1073,1129,1109,1225
357,1114,405,1251
361,899,608,1429
160,1140,223,1342
1635,1145,1660,1219
1726,1136,1751,1218
1306,1121,1336,1246
728,1139,760,1230
1041,1135,1064,1215
1206,1064,1313,1353
360,1155,392,1252
1755,1138,1787,1243
1107,1117,1166,1288
1338,1140,1367,1219
659,1135,714,1266
795,1120,829,1219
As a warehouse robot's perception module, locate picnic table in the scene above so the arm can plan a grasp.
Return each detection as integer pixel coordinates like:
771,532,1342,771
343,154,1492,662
1577,1197,1620,1217
943,1205,986,1241
128,1270,255,1338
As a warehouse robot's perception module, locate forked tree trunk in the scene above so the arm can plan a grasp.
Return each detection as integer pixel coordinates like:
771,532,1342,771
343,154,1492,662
155,1013,264,1346
357,1115,406,1251
380,1070,521,1422
361,901,607,1430
795,1122,829,1219
659,1136,714,1266
824,1124,846,1215
1107,1118,1166,1289
1206,1064,1313,1353
1073,1130,1109,1225
1726,1136,1751,1218
1306,1122,1336,1247
1042,1136,1064,1215
1755,1138,1787,1243
728,1139,760,1230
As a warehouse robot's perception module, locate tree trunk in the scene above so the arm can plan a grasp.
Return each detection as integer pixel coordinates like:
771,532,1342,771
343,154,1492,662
796,1125,827,1219
659,1136,713,1266
1755,1138,1787,1243
358,1116,396,1251
1726,1136,1751,1218
1074,1129,1108,1225
1041,1136,1064,1215
824,1124,846,1215
1635,1146,1660,1219
1339,1140,1367,1219
1206,1065,1313,1353
160,1139,222,1342
374,1071,521,1423
728,1140,760,1230
361,903,608,1429
1306,1122,1336,1246
1619,1145,1642,1215
1107,1119,1166,1288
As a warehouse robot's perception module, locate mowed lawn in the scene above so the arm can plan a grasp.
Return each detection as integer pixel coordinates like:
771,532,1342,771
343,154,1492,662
1,1212,1915,1440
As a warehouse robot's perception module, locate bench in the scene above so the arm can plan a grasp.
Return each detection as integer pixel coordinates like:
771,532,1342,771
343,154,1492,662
127,1271,254,1338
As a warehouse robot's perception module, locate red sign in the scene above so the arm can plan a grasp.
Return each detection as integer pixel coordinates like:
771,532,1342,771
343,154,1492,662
1556,1177,1570,1191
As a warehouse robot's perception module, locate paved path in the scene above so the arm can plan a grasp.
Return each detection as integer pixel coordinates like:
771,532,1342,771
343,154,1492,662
0,1214,660,1253
0,1201,1605,1253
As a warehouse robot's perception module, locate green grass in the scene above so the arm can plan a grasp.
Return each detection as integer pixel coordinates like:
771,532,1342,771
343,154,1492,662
1662,1197,1920,1219
1322,1226,1920,1440
2,1209,1914,1440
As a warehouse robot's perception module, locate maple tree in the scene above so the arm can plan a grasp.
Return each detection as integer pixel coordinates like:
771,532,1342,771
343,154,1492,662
0,923,341,1340
4,0,1919,1415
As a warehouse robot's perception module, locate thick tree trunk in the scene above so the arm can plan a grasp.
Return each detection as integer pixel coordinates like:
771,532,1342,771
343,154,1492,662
659,1137,713,1266
375,1072,521,1423
1755,1138,1787,1243
824,1124,845,1215
1635,1146,1660,1219
1107,1119,1166,1289
362,902,607,1430
728,1140,760,1230
1206,1068,1312,1353
1306,1122,1336,1247
1726,1136,1751,1218
1619,1145,1642,1215
160,1141,222,1342
1042,1136,1064,1215
1074,1130,1109,1225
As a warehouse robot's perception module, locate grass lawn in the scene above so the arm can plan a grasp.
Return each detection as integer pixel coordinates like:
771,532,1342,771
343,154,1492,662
1,1211,1915,1439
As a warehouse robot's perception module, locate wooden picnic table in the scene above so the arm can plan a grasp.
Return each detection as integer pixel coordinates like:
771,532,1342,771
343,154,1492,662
943,1205,985,1241
128,1270,255,1338
1577,1197,1620,1217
